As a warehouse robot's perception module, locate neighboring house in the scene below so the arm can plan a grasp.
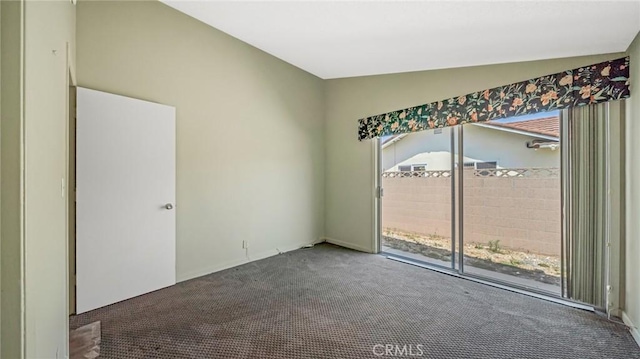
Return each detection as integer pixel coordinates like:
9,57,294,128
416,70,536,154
382,115,560,171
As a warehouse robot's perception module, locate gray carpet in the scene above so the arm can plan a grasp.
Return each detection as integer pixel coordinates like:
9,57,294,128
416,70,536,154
70,243,640,359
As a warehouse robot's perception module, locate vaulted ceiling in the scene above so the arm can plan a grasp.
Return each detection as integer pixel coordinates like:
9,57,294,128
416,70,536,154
161,1,640,79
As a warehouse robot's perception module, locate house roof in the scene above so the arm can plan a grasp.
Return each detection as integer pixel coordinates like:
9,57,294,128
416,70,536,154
381,135,399,145
381,134,408,149
383,115,560,148
484,116,559,139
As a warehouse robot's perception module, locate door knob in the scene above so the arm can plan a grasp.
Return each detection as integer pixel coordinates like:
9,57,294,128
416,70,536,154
165,203,174,210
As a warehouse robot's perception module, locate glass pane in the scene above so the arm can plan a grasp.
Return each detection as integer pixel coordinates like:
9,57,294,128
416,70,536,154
461,111,562,295
381,128,454,269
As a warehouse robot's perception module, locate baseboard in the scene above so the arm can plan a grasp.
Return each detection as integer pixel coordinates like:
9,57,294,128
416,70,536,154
322,237,373,253
177,238,325,282
609,307,623,319
622,311,640,348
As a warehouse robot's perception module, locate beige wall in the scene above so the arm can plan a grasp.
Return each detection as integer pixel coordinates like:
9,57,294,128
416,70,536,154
0,4,2,355
23,1,76,358
1,0,76,358
1,1,23,357
325,53,625,254
76,0,325,282
625,31,640,342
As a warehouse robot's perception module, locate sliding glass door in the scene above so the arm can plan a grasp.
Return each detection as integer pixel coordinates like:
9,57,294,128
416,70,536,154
380,128,455,269
379,104,616,308
459,113,563,296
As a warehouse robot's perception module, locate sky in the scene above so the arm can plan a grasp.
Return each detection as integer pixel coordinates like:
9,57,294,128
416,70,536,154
492,110,560,124
381,109,559,141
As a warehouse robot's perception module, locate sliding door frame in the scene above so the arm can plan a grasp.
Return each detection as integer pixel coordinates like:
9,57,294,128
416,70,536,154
377,129,457,269
561,109,569,299
457,126,464,272
374,138,382,254
450,129,457,269
457,115,567,299
376,110,605,311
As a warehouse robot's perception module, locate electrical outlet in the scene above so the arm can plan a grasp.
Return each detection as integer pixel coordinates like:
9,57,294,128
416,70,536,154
242,240,249,249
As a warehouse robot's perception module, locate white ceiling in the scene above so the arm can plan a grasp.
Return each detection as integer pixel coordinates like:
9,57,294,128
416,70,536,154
161,0,640,79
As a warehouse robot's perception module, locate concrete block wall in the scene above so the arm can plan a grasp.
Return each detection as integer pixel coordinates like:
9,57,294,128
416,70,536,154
382,168,561,256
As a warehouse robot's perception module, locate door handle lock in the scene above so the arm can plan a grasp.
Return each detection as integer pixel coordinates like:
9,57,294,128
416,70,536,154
165,203,174,210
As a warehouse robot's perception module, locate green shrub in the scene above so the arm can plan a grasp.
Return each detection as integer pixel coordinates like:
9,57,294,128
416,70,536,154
488,240,501,253
509,258,523,266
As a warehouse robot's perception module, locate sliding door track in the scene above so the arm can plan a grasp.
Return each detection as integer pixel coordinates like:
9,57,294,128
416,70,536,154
382,252,594,312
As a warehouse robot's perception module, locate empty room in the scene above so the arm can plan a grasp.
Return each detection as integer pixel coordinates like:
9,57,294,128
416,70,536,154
2,0,640,358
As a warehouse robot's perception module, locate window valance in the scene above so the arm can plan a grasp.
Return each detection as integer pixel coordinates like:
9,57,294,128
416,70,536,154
357,57,630,141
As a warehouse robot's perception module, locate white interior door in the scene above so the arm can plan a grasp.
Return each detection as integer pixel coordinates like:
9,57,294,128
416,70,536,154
76,87,176,314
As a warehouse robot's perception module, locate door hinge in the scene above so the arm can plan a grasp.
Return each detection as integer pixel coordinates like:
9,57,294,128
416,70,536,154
376,186,384,198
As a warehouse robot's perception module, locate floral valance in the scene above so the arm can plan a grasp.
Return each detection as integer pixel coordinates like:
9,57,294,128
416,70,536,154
357,57,630,141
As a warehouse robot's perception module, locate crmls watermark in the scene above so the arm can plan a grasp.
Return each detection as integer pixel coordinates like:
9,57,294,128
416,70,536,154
372,344,425,357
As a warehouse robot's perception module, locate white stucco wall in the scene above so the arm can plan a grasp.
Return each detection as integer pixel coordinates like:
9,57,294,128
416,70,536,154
382,124,560,171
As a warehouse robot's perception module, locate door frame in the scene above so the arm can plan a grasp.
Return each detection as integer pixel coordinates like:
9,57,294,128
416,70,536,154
373,138,382,254
65,43,77,356
67,80,76,316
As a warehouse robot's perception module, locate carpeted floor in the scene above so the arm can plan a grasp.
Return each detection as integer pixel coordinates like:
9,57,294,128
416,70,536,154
70,243,640,359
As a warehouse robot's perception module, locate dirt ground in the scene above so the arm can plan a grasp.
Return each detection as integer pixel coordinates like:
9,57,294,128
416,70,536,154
383,228,561,286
